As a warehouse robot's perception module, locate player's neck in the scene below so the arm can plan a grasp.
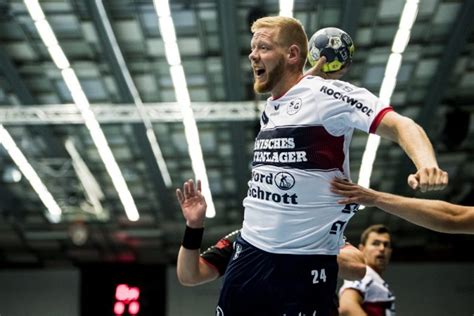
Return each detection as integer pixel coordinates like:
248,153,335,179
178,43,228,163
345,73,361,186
370,264,386,276
271,71,304,100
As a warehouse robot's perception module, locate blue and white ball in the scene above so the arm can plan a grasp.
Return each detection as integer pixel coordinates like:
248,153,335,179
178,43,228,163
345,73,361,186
307,27,355,72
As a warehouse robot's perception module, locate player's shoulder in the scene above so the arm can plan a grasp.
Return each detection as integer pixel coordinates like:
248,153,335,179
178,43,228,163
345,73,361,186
306,75,372,92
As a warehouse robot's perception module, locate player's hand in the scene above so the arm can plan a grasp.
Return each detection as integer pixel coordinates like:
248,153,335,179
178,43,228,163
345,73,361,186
330,178,378,207
176,179,207,228
304,56,348,80
407,167,448,192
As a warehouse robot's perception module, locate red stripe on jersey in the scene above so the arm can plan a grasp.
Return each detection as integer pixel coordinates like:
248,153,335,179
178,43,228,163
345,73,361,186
369,106,394,134
305,126,345,172
363,301,392,316
216,238,231,250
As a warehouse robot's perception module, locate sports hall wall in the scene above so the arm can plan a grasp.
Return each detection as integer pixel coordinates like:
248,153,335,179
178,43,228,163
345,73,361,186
0,263,472,315
167,263,474,316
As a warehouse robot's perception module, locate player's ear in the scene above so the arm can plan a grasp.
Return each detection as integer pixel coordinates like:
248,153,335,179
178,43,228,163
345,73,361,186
287,44,300,64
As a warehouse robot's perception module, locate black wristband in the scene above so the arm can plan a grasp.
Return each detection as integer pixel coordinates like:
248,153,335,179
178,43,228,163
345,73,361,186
182,225,204,250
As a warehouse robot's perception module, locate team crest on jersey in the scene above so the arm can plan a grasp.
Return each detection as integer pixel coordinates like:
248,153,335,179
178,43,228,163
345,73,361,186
287,98,302,115
274,172,295,190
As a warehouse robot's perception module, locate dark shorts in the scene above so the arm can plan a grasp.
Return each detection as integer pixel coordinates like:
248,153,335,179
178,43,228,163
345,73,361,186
216,234,338,316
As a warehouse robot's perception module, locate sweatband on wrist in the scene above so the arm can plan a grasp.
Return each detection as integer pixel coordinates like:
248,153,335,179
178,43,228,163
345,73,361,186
182,225,204,250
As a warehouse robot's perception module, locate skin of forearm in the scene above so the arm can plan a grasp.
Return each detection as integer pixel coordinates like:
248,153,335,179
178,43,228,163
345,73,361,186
374,192,473,234
387,117,438,169
176,247,203,286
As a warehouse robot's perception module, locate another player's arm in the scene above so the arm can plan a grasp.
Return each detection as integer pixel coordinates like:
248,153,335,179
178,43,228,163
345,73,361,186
339,289,367,316
331,179,474,234
375,111,448,192
176,179,220,286
337,244,366,280
177,249,220,286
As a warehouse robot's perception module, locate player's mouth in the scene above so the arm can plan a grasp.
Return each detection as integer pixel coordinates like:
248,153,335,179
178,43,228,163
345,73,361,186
376,255,386,261
254,67,266,79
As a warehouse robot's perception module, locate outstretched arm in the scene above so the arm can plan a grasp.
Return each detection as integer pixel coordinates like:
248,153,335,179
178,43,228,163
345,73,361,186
375,111,448,192
176,180,220,286
331,178,474,234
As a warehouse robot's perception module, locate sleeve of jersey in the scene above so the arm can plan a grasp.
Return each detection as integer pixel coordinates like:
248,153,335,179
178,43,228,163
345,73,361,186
315,80,393,135
200,230,239,276
339,278,368,297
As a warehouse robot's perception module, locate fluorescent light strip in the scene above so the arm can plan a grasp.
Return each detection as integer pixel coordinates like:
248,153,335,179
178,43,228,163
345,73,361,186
93,0,172,187
65,138,105,218
358,0,419,191
24,0,140,221
0,124,62,223
154,0,215,218
279,0,294,17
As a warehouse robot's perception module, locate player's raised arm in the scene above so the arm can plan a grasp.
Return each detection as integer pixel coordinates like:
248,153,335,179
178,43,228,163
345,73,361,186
176,180,219,286
374,111,448,192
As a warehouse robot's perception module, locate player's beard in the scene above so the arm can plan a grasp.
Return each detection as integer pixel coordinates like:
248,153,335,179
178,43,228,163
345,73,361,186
253,57,285,94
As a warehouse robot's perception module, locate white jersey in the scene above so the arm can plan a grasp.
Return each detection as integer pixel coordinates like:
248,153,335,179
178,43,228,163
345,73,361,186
340,266,396,316
241,76,393,254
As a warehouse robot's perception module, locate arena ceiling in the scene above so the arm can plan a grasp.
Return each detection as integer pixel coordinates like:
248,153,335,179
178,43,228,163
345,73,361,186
0,0,473,268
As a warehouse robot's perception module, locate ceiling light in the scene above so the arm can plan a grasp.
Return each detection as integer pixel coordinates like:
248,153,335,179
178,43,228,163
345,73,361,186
25,0,140,221
358,0,419,189
0,124,62,223
154,0,215,218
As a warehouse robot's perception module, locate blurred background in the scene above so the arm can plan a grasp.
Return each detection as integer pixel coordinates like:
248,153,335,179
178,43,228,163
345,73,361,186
0,0,472,315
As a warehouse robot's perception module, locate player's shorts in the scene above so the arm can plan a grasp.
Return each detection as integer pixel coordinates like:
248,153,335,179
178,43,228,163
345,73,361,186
216,234,338,316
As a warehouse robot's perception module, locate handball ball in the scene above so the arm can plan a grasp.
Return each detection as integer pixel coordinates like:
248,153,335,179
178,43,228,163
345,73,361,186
307,27,355,73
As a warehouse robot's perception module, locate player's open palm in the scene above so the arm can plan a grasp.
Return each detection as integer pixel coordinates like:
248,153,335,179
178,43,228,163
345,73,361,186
176,179,207,228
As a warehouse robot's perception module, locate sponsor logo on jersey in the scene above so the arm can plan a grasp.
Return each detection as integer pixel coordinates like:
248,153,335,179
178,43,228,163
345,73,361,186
253,126,345,171
320,85,374,117
274,172,295,190
287,98,302,115
253,150,308,164
254,137,295,150
248,170,298,205
254,137,307,164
